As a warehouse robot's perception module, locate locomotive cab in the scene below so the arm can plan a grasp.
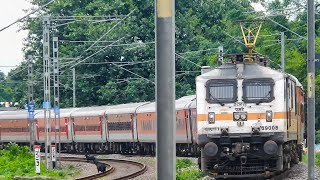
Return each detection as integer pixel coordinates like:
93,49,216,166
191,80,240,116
196,54,304,178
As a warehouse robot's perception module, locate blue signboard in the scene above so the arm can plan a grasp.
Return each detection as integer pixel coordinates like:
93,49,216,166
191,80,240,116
28,101,35,112
42,101,51,109
54,106,60,114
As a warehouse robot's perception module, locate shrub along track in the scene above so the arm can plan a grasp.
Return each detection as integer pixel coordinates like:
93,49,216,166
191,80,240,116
61,156,147,180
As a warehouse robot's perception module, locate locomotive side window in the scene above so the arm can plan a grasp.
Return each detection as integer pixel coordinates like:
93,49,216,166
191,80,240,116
243,78,274,103
206,79,237,104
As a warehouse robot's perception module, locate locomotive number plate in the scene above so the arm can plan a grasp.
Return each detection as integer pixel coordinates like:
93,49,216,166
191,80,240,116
260,125,278,131
204,127,220,132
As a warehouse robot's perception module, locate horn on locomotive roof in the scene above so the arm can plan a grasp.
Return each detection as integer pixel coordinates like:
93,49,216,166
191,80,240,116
238,20,262,63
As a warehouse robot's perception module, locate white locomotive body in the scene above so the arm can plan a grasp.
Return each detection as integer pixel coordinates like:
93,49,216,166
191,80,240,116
196,55,304,178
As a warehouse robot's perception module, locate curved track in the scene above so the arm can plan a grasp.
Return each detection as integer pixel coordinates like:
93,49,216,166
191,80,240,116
99,158,147,180
61,156,147,180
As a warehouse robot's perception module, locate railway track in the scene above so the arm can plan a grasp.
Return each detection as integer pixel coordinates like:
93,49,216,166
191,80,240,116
61,156,147,180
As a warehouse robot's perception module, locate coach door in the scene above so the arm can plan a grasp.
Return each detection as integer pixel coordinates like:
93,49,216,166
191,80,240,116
286,78,290,139
286,78,296,141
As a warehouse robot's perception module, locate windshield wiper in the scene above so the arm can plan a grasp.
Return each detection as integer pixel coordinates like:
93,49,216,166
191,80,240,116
209,92,225,106
255,90,271,105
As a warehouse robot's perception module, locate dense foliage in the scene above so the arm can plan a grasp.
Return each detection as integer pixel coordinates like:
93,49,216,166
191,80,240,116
2,1,320,130
176,159,205,179
0,143,79,180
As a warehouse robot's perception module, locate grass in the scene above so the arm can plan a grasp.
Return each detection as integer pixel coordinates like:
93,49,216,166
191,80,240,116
0,143,80,180
303,152,320,167
176,159,205,180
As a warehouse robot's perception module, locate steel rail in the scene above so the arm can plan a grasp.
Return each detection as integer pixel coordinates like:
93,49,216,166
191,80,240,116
60,157,114,180
98,158,148,180
60,156,147,180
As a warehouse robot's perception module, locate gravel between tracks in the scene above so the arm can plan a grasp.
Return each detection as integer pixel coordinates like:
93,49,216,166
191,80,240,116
284,163,320,180
60,154,320,180
59,154,98,179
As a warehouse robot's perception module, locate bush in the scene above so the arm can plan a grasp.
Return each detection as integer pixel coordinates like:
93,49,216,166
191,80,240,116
176,159,205,179
176,159,195,171
176,169,205,180
0,143,79,180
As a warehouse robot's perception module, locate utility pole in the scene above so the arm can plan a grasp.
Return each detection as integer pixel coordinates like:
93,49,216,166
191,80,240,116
27,55,35,150
307,0,315,179
42,15,51,171
73,68,76,107
155,0,175,179
281,32,285,72
52,36,59,168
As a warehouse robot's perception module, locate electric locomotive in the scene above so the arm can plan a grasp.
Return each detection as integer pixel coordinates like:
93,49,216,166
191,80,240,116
196,23,304,178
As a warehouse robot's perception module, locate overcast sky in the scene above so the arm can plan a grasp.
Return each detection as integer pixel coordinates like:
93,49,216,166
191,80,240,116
0,0,32,75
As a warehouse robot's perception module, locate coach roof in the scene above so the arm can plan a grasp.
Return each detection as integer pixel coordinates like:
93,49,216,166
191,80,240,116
71,106,109,117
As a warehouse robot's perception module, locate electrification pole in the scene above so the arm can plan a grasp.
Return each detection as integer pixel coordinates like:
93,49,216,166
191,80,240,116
73,68,76,107
27,55,35,150
52,36,60,168
307,0,315,179
281,32,285,72
42,15,51,171
155,0,175,179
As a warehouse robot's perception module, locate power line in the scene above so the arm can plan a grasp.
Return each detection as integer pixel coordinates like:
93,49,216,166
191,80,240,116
81,60,155,66
0,0,55,32
111,63,155,85
83,9,136,53
265,16,306,40
176,54,202,68
69,37,125,69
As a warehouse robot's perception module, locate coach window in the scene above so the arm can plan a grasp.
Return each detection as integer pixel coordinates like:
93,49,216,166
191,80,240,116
206,79,237,104
243,78,274,104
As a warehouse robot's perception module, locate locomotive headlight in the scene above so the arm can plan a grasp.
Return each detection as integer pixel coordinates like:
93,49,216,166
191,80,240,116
208,112,215,124
240,113,247,120
234,113,240,121
266,110,273,122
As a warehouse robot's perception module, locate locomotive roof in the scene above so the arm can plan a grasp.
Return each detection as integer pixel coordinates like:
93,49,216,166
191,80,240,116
71,106,109,117
105,102,149,114
197,63,284,81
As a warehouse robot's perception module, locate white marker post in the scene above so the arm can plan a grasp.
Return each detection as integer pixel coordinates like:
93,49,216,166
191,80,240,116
34,145,41,174
51,144,56,168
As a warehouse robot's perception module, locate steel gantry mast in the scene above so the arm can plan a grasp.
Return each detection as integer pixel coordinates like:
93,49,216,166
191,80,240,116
52,36,59,168
27,55,35,150
42,15,51,171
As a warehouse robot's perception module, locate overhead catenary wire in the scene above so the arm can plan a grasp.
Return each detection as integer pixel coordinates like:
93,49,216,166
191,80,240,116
83,9,136,53
0,0,55,32
69,37,125,69
111,63,155,85
265,16,306,40
176,54,202,68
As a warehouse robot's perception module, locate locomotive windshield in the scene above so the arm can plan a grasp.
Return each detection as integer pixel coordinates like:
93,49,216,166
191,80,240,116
243,78,274,104
206,79,237,104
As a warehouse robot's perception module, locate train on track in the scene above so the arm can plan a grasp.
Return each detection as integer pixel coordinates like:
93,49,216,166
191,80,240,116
0,25,305,178
0,95,198,156
197,53,304,178
0,53,305,178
